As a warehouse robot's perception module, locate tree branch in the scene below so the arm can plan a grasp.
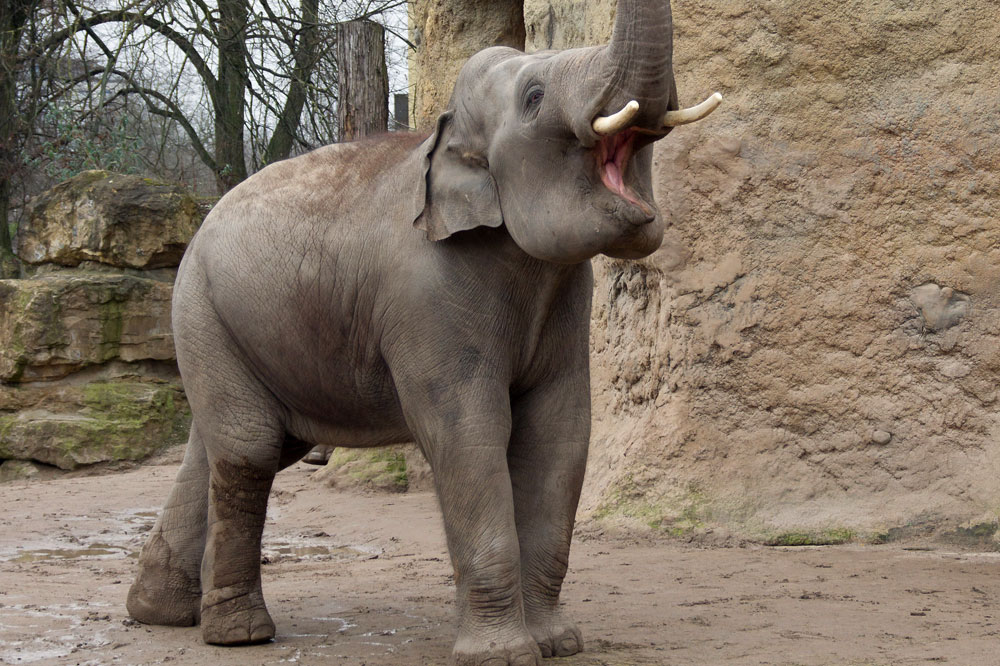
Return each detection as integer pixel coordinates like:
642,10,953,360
29,6,220,107
106,85,217,172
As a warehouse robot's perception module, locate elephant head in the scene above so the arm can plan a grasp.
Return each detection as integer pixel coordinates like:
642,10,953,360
412,0,720,264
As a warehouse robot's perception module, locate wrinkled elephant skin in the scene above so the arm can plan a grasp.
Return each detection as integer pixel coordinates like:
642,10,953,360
127,1,718,663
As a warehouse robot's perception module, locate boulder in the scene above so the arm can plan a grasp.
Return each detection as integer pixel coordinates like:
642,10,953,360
0,379,189,470
309,444,434,492
14,170,201,270
0,272,175,382
0,460,44,482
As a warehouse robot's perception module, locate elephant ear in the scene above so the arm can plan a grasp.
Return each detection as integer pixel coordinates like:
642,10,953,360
412,111,503,242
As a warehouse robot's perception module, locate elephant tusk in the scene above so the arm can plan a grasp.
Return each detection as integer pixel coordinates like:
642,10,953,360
593,100,640,135
662,92,723,127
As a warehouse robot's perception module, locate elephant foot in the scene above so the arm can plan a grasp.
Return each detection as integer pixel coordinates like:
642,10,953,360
452,626,543,666
126,535,201,626
526,612,583,658
302,445,333,465
126,573,201,626
201,585,275,646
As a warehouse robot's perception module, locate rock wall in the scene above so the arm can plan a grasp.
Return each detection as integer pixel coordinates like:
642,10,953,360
0,171,198,477
408,0,525,130
409,0,1000,539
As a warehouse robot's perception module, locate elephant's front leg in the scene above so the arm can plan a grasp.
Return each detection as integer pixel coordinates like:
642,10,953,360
403,383,542,666
508,373,590,659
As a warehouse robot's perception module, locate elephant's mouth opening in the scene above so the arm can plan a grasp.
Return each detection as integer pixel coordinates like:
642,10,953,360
597,129,652,217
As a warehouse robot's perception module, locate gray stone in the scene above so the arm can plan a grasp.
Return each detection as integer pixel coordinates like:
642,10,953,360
871,430,893,446
910,284,972,333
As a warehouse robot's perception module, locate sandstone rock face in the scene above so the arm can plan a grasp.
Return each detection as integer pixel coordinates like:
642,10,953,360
523,0,615,49
569,0,1000,537
0,273,175,382
14,170,200,270
411,1,1000,537
407,0,525,130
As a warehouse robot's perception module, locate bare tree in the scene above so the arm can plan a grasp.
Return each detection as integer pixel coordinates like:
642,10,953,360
1,0,43,270
0,0,408,258
35,0,406,192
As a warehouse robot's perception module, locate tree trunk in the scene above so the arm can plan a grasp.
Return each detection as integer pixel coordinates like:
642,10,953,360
0,178,17,278
0,0,31,271
335,20,389,142
214,0,249,192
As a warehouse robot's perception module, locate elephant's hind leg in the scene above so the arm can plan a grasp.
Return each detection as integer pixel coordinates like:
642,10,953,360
127,422,210,626
178,338,287,646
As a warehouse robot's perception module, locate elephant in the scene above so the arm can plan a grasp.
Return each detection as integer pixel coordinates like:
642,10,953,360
125,0,720,664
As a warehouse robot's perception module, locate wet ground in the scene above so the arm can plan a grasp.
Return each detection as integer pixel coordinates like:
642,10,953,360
1,452,998,665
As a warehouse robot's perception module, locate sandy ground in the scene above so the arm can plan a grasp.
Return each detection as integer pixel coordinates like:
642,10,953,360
1,452,998,666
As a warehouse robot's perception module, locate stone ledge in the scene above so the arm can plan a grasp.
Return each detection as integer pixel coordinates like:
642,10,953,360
0,379,190,470
0,272,174,383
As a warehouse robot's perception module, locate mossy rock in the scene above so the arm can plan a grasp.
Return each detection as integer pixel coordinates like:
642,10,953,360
0,272,174,382
0,460,43,482
761,528,856,547
311,445,412,492
0,380,190,470
593,478,717,537
0,248,19,279
941,521,1000,551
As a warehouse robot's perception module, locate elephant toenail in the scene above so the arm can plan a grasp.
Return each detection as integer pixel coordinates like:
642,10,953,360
558,636,580,655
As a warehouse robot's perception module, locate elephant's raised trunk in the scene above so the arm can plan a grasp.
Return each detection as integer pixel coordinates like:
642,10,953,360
599,0,675,125
587,1,722,137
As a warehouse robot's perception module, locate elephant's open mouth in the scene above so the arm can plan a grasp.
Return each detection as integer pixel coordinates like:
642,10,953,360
596,129,652,218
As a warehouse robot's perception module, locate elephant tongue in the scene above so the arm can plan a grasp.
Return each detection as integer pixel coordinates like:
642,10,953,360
598,130,649,213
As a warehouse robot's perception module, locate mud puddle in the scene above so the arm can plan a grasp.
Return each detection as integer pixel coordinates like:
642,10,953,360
261,537,382,565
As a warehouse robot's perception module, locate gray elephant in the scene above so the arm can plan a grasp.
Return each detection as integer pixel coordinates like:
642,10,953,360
125,1,719,663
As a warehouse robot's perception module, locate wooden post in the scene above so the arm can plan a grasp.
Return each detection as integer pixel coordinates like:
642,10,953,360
393,93,409,130
335,19,389,142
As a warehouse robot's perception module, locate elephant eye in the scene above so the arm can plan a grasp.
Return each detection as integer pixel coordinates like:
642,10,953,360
525,88,544,110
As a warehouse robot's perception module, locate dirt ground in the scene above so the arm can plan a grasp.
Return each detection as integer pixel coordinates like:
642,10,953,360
1,450,998,666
